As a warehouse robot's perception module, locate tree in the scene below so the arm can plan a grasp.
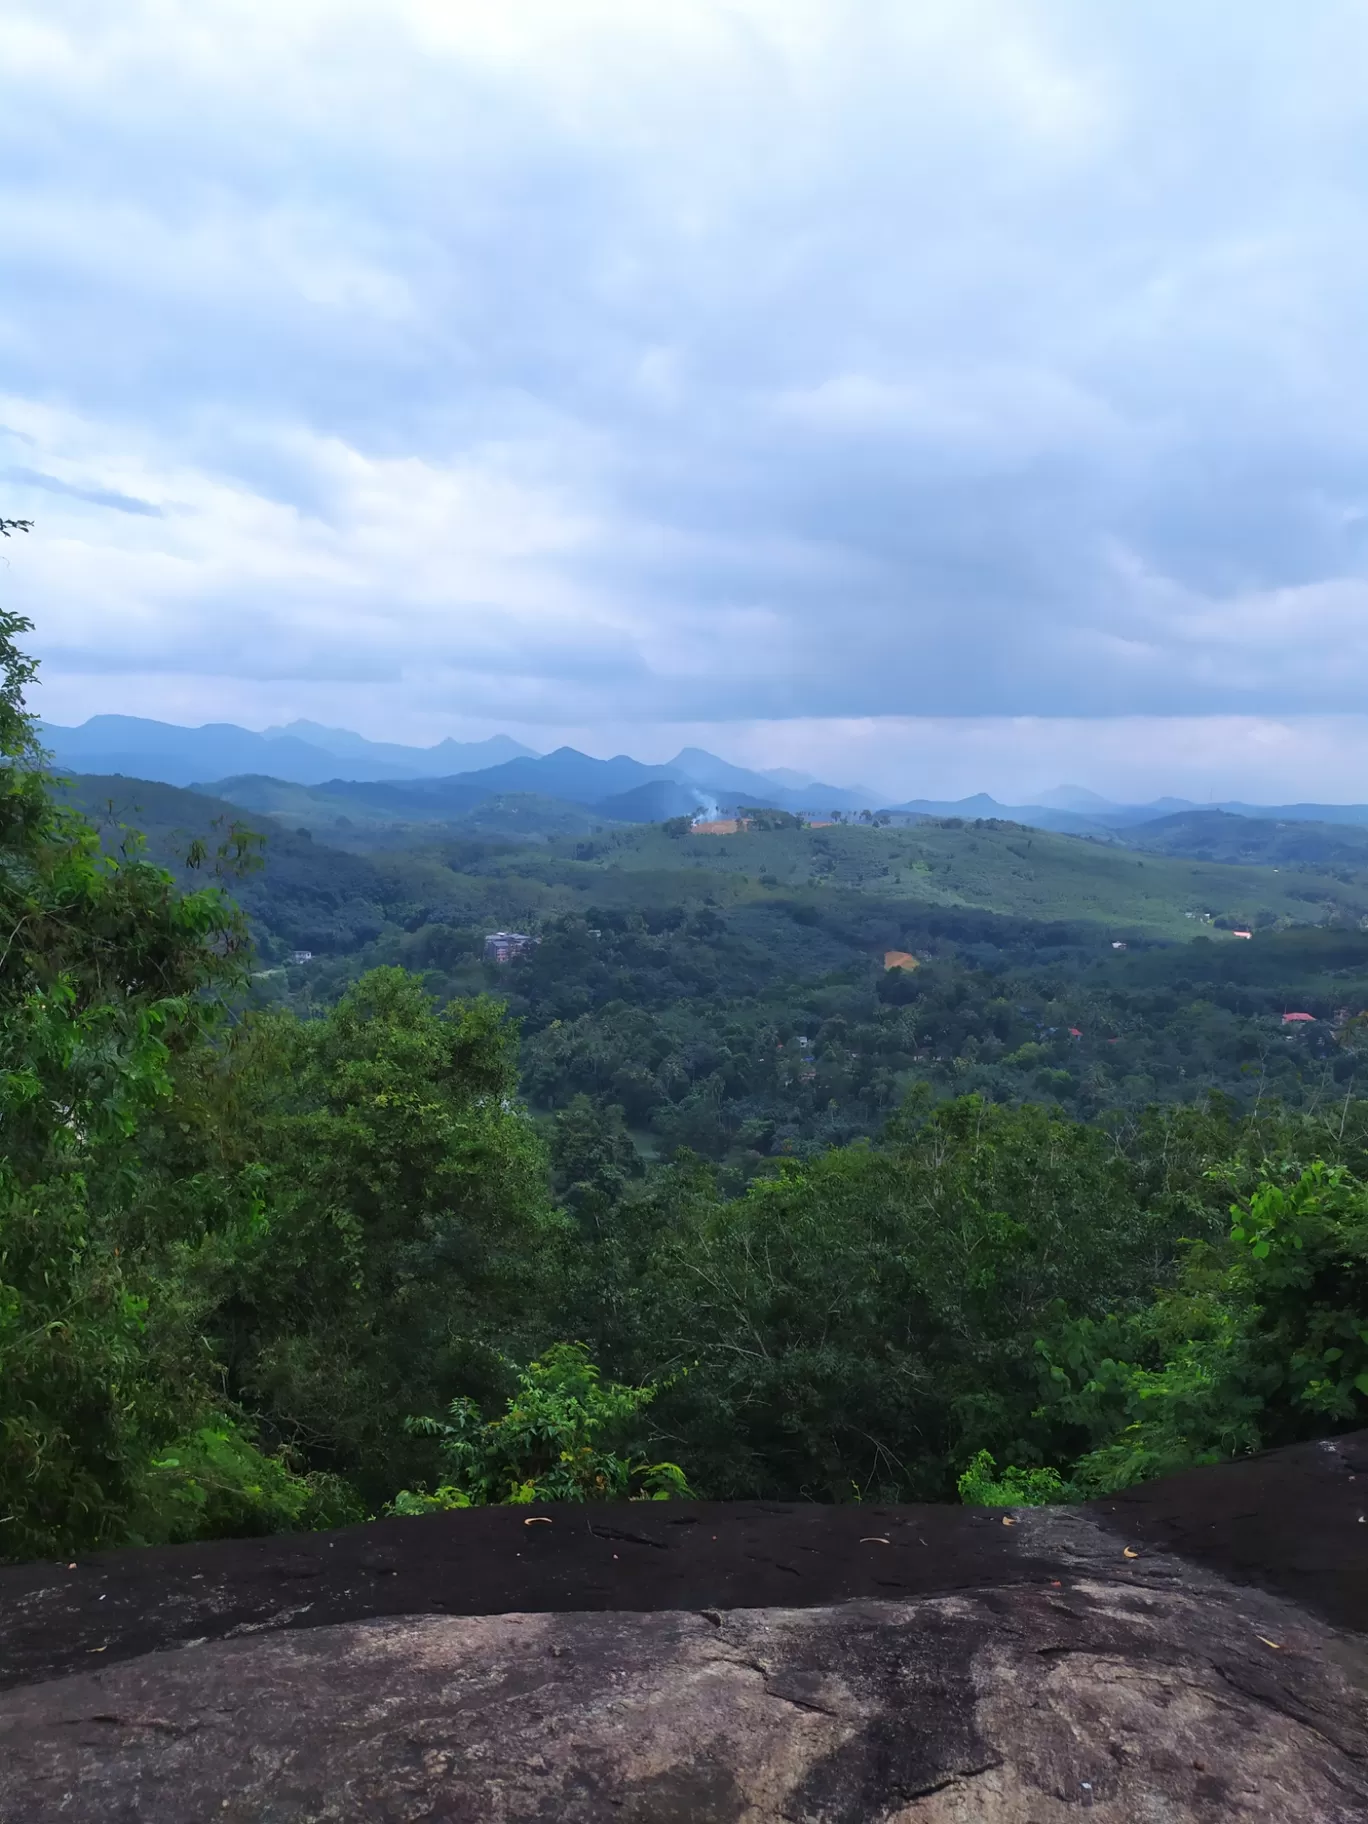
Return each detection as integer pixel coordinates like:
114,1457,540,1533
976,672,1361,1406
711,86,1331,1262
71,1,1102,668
0,597,285,1556
550,1094,641,1234
634,1094,1201,1501
206,969,562,1504
738,807,805,832
1033,1159,1368,1495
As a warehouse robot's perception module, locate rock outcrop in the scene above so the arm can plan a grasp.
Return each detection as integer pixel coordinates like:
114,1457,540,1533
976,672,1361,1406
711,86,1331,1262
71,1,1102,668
1,1433,1365,1821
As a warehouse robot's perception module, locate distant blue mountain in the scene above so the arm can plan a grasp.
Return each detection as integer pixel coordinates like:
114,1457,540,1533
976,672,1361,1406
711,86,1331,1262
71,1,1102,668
887,791,1368,838
262,720,532,776
667,748,867,813
597,780,710,822
204,773,494,821
41,715,537,788
1207,800,1368,827
667,747,796,801
40,714,866,813
200,744,858,826
1034,783,1125,812
888,793,1112,834
51,714,1368,833
436,747,869,816
453,747,679,803
42,717,355,788
201,752,699,824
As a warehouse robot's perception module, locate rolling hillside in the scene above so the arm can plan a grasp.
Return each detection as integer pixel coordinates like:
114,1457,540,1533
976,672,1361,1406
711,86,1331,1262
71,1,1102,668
1118,809,1368,869
59,775,398,955
59,772,1368,960
563,818,1368,940
52,772,1368,1152
199,773,493,830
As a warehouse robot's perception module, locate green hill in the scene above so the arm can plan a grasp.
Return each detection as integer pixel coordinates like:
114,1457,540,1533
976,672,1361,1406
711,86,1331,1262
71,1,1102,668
204,774,621,847
60,777,1368,952
59,775,395,956
1120,808,1368,870
196,773,467,834
563,818,1368,941
49,772,1368,1163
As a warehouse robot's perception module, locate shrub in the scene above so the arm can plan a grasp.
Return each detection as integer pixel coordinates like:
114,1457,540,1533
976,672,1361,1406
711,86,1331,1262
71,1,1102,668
390,1343,692,1510
956,1450,1068,1506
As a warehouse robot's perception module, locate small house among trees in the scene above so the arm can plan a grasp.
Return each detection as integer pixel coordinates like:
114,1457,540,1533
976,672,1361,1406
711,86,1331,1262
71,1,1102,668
484,931,537,964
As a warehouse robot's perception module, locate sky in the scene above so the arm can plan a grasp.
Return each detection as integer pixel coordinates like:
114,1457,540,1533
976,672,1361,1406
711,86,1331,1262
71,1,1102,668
3,0,1368,803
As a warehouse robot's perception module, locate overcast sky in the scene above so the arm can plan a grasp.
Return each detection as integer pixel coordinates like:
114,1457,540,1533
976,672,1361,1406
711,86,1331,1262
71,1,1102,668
3,0,1368,800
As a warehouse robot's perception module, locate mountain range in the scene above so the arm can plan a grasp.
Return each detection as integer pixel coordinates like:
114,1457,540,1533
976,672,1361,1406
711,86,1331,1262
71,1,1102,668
38,716,1368,834
39,716,874,815
39,716,535,787
886,791,1368,836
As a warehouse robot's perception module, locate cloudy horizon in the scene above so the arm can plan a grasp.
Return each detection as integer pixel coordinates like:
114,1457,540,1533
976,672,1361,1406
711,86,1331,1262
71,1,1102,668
5,0,1368,802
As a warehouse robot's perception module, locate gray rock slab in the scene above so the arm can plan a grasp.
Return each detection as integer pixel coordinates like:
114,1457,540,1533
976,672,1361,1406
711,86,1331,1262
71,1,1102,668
2,1557,1365,1821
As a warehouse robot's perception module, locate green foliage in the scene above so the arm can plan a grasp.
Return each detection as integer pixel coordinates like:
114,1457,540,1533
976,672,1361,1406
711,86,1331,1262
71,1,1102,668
196,968,561,1506
139,1425,363,1543
956,1451,1068,1506
64,767,1368,1167
60,776,386,957
738,807,807,832
0,602,259,1558
1035,1159,1368,1495
549,1094,642,1233
1228,1162,1368,1418
391,1342,692,1509
625,1094,1210,1501
6,594,1368,1560
2,605,553,1554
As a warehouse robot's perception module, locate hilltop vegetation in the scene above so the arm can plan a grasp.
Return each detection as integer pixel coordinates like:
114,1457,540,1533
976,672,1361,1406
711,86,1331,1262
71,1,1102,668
192,779,1368,940
115,767,1368,940
61,775,395,954
1122,807,1368,870
565,817,1368,939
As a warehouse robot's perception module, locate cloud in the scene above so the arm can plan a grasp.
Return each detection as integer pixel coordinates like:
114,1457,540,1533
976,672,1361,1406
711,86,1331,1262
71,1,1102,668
4,466,163,516
3,0,1368,787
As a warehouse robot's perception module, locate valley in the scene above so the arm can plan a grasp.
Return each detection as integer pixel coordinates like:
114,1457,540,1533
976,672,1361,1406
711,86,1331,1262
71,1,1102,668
59,772,1368,1180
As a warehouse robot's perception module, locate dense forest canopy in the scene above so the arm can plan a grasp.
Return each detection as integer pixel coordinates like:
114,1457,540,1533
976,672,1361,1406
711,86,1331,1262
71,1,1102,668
62,774,1368,1175
3,608,1367,1558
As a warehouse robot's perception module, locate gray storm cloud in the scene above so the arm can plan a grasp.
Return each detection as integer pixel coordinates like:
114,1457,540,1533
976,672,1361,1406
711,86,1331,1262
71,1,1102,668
3,0,1368,754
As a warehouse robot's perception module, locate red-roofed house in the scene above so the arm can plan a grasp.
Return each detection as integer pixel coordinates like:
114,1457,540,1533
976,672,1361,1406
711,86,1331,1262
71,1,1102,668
1068,1027,1083,1038
1282,1012,1316,1023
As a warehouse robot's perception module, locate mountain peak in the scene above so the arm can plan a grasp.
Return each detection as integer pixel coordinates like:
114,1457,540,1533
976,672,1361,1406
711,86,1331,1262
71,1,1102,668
1035,784,1117,812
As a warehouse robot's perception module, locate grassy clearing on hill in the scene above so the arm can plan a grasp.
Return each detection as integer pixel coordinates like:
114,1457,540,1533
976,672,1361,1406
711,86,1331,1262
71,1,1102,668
557,820,1368,940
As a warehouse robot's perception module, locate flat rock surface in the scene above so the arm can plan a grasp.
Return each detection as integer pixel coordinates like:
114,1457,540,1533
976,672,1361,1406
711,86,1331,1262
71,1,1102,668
3,1431,1365,1693
1,1565,1365,1821
0,1434,1365,1821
